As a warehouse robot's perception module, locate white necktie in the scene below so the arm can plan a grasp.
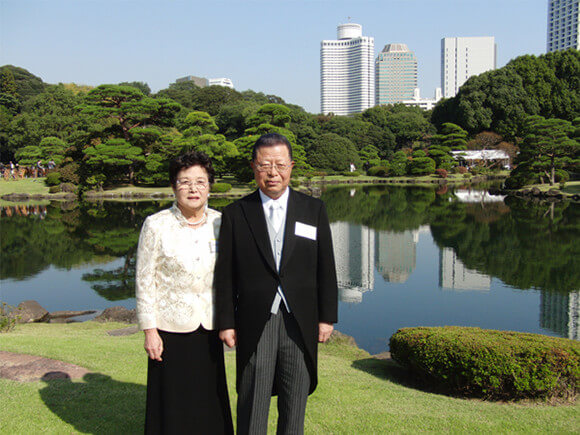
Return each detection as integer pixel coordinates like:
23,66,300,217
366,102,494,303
269,202,282,232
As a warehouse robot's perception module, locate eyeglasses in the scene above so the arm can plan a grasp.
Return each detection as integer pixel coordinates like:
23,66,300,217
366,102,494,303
175,179,209,190
254,162,292,172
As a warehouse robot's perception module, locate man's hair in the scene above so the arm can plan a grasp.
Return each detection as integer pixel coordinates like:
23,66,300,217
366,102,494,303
251,133,293,161
169,151,215,187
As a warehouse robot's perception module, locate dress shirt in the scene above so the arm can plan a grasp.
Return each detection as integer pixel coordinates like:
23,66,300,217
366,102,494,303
259,188,291,314
136,203,221,332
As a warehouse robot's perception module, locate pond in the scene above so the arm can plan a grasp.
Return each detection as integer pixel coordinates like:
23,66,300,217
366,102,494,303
1,185,578,355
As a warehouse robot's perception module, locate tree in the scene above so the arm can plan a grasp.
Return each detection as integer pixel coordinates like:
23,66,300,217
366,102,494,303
427,144,454,170
79,85,180,140
0,65,45,103
388,151,410,176
185,133,238,176
247,104,291,128
432,123,468,150
508,116,578,186
308,133,361,172
180,111,219,136
118,81,151,96
358,145,381,168
83,138,145,186
408,150,436,175
15,136,68,166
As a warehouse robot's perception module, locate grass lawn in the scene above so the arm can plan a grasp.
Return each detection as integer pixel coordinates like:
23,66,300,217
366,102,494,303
0,323,577,434
521,180,580,196
0,178,50,196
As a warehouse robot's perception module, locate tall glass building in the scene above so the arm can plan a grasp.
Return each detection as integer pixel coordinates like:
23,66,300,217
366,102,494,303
547,0,580,52
320,23,375,115
375,43,418,106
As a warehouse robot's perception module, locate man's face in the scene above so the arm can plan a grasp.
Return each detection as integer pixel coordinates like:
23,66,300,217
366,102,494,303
251,144,294,199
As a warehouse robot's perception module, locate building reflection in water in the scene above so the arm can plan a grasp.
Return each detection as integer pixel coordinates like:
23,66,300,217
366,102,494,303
541,291,580,340
439,248,491,291
330,221,428,303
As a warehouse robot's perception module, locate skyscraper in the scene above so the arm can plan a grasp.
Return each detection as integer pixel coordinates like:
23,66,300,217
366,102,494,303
320,23,375,115
547,0,580,52
375,43,417,105
441,36,496,98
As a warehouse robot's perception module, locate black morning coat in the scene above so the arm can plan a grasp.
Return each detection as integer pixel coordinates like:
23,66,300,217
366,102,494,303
215,188,338,395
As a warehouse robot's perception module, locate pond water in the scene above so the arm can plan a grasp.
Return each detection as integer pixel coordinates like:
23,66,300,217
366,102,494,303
1,185,578,355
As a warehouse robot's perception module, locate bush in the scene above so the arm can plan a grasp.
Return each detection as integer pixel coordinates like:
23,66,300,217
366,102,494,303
59,162,81,184
463,173,472,179
341,171,361,177
367,166,388,177
453,166,468,174
48,186,60,194
435,168,448,178
60,183,77,193
45,172,61,186
0,302,18,333
390,326,580,400
211,182,232,193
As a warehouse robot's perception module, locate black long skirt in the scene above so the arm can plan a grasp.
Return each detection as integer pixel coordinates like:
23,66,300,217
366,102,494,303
145,328,233,435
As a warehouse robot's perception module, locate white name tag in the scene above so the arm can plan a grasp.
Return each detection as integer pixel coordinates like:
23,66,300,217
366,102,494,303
295,222,317,240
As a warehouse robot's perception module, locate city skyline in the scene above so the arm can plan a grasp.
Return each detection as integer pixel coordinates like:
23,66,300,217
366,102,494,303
1,0,549,114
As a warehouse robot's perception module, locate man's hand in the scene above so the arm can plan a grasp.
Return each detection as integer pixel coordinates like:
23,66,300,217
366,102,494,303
318,322,334,343
219,328,237,348
144,328,163,361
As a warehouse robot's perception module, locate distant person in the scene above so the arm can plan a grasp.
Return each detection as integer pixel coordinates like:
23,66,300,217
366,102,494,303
136,151,233,434
216,133,338,434
350,162,356,172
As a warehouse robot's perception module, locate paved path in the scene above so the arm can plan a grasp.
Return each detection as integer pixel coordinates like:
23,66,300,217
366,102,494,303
0,351,91,382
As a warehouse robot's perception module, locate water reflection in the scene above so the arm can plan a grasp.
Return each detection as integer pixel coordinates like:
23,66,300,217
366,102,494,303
1,186,578,352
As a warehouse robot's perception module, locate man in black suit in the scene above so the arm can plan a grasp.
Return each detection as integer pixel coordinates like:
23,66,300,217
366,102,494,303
216,133,338,435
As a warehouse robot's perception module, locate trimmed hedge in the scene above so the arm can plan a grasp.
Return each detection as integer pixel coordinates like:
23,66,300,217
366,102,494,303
390,326,579,400
211,182,232,193
45,172,61,186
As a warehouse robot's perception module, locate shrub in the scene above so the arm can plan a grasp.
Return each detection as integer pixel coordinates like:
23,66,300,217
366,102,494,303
390,326,580,400
45,172,61,186
435,168,448,178
341,171,361,177
60,183,77,193
555,169,570,183
59,162,81,184
0,302,18,332
463,173,472,179
367,166,388,177
290,179,301,188
211,182,232,193
48,186,60,194
453,166,468,174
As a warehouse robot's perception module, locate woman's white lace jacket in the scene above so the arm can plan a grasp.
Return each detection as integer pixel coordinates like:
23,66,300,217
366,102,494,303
136,204,221,332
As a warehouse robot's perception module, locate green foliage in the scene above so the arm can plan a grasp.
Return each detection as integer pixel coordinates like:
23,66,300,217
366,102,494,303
408,156,436,176
390,326,580,400
180,110,218,136
45,172,61,186
308,133,361,172
0,65,46,103
183,133,238,176
432,123,468,150
341,171,361,177
507,115,579,187
435,168,448,178
0,302,18,332
428,144,454,170
388,151,409,176
247,104,291,128
432,50,580,139
118,81,151,96
211,182,232,193
358,145,381,167
367,166,388,177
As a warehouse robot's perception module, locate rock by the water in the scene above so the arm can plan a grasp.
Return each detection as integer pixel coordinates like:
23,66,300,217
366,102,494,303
328,329,358,347
49,310,96,320
13,300,49,323
94,306,137,324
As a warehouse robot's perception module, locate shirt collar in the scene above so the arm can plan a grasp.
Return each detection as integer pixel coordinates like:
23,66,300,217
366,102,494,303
171,202,207,227
259,187,290,212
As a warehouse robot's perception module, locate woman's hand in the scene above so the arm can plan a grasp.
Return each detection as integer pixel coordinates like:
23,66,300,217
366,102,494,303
144,328,163,361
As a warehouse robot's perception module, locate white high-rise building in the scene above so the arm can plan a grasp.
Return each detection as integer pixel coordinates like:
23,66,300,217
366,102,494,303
547,0,580,52
441,37,496,98
321,23,375,115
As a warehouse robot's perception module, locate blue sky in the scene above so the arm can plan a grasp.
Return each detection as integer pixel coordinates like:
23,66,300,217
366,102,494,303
1,0,548,113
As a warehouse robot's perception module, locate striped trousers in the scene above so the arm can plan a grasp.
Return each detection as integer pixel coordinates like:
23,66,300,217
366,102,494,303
237,308,310,435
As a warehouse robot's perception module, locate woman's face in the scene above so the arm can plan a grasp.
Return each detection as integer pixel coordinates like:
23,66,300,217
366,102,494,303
173,165,210,214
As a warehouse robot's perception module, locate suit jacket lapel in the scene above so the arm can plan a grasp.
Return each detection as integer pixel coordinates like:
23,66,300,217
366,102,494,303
280,189,298,272
240,190,277,274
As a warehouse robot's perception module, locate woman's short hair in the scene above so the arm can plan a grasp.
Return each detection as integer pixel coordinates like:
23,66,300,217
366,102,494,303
169,151,215,187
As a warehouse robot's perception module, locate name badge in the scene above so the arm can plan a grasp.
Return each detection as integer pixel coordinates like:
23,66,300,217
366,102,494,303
295,222,317,240
209,240,218,253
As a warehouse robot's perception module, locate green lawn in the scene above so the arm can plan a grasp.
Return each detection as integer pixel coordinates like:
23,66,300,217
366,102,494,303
0,323,577,434
0,178,50,195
